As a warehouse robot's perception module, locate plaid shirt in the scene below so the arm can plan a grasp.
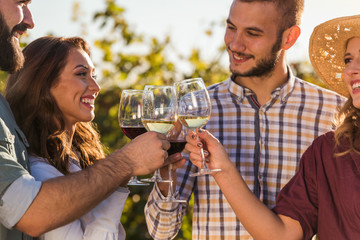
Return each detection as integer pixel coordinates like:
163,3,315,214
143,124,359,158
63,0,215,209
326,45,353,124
145,71,346,240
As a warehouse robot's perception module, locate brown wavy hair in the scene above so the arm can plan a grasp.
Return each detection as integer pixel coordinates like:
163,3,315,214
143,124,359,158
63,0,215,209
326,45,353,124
334,97,360,156
5,36,105,174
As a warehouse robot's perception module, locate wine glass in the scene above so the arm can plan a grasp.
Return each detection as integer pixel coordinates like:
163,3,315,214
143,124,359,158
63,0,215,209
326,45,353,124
157,119,188,203
118,89,149,186
141,85,177,183
174,78,221,177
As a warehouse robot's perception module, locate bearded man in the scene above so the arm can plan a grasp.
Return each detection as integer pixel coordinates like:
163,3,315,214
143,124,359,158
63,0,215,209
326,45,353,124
145,0,347,239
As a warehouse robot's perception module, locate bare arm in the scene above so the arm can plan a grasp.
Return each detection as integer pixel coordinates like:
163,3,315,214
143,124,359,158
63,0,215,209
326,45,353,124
185,130,303,240
15,131,169,237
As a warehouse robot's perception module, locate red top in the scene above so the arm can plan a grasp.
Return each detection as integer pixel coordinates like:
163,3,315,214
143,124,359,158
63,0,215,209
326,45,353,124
273,131,360,240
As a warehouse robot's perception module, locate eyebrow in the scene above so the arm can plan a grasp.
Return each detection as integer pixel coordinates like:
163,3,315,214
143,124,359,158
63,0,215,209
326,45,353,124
74,65,89,70
226,19,264,33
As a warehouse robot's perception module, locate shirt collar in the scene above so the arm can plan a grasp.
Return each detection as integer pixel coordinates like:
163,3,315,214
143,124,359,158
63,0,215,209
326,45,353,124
227,66,296,105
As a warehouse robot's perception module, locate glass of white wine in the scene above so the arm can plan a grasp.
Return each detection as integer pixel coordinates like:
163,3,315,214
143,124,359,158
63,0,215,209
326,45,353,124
141,85,177,183
174,78,221,177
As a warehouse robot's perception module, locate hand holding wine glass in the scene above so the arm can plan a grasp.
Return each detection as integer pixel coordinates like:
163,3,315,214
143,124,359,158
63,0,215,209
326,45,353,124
157,119,188,203
118,89,149,186
141,85,177,183
174,78,221,177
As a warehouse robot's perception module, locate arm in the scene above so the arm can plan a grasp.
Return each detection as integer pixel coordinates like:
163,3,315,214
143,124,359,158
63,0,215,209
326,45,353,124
144,153,195,240
15,131,169,237
185,130,303,240
29,159,129,240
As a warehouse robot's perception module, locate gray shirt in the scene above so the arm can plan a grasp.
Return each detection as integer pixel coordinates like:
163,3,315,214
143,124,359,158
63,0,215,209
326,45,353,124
0,94,41,240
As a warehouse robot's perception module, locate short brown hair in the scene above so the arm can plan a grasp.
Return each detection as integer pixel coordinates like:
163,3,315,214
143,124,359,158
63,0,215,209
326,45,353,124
238,0,304,32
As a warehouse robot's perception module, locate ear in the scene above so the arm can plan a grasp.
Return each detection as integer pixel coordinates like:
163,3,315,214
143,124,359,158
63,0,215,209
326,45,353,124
281,25,301,50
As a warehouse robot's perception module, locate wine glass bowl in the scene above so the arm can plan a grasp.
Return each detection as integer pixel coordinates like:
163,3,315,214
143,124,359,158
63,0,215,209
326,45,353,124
174,78,221,177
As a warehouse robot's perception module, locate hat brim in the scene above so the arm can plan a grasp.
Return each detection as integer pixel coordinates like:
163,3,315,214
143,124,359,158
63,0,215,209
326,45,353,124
309,15,360,97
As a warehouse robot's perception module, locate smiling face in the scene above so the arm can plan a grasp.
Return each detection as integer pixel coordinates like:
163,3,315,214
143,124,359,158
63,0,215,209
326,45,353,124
50,48,100,132
224,1,283,78
343,37,360,108
0,0,34,72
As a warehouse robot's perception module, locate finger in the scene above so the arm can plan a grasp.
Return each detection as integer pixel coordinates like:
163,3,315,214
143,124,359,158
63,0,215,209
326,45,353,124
162,140,170,150
185,133,200,147
163,153,182,166
185,142,201,155
163,150,169,161
188,152,202,163
156,132,167,140
172,158,186,169
197,129,221,147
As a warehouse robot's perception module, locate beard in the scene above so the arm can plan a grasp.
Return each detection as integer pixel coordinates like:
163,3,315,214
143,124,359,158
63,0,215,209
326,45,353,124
229,35,282,79
0,12,25,73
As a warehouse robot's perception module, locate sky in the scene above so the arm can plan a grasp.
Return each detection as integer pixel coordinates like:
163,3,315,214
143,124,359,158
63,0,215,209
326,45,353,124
29,0,360,69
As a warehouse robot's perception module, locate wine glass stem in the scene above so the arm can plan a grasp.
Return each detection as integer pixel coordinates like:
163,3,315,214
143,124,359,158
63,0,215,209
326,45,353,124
166,164,175,199
153,169,161,179
199,146,207,171
196,134,208,171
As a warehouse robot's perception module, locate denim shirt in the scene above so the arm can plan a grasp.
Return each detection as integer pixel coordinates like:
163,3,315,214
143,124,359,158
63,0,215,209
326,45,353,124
0,94,41,240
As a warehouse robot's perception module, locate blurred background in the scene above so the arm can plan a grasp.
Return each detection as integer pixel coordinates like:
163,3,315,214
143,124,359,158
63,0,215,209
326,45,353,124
1,0,359,239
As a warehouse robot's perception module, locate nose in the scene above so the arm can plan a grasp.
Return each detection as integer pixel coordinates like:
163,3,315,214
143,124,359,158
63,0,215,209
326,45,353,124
23,6,35,29
225,31,246,53
89,77,101,95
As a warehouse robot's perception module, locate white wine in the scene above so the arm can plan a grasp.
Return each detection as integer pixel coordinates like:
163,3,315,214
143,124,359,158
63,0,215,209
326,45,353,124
178,115,209,129
142,119,176,134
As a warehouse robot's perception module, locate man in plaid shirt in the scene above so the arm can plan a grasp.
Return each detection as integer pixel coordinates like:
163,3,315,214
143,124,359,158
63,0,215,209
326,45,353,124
145,0,346,239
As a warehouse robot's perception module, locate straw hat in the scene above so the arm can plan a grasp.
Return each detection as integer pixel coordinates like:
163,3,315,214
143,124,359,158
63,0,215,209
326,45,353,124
309,15,360,97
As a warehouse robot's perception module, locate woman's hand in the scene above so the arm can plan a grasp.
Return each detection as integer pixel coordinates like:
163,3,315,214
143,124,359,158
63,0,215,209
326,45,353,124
185,129,232,174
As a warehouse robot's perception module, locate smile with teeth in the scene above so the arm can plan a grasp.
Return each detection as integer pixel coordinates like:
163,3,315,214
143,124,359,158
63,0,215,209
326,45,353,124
81,98,95,106
352,82,360,91
233,54,247,60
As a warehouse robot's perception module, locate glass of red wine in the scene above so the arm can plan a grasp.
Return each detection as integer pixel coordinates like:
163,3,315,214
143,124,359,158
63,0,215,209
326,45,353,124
118,89,149,186
157,119,188,203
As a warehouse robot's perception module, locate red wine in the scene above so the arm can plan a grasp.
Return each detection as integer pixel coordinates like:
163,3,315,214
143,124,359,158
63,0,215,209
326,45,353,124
121,127,147,139
168,141,186,155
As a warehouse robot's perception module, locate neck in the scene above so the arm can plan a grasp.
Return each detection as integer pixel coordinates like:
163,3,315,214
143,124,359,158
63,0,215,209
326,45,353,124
65,124,76,145
233,58,288,106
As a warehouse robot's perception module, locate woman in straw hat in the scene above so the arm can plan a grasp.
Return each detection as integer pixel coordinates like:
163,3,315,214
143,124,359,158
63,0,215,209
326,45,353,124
184,15,360,239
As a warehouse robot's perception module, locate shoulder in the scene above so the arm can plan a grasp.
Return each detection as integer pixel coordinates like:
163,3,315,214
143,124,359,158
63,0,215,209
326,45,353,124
29,155,64,181
303,131,336,160
207,79,230,92
294,78,347,102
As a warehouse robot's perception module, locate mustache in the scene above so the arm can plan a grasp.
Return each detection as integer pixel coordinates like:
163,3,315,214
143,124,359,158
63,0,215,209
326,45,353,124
227,45,254,59
11,23,28,35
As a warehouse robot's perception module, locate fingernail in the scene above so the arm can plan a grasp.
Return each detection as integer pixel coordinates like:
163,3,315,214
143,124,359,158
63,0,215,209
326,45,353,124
197,142,203,148
198,128,204,133
191,134,196,139
203,150,209,156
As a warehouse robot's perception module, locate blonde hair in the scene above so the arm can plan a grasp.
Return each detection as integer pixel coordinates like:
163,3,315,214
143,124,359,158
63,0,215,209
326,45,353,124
334,97,360,156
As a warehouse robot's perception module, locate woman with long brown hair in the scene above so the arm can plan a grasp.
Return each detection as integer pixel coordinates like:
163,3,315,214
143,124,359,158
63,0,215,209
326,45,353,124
185,15,360,239
6,36,129,239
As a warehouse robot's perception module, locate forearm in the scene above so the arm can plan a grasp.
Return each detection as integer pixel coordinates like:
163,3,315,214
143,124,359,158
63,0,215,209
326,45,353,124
16,154,132,237
145,184,185,239
213,164,302,240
